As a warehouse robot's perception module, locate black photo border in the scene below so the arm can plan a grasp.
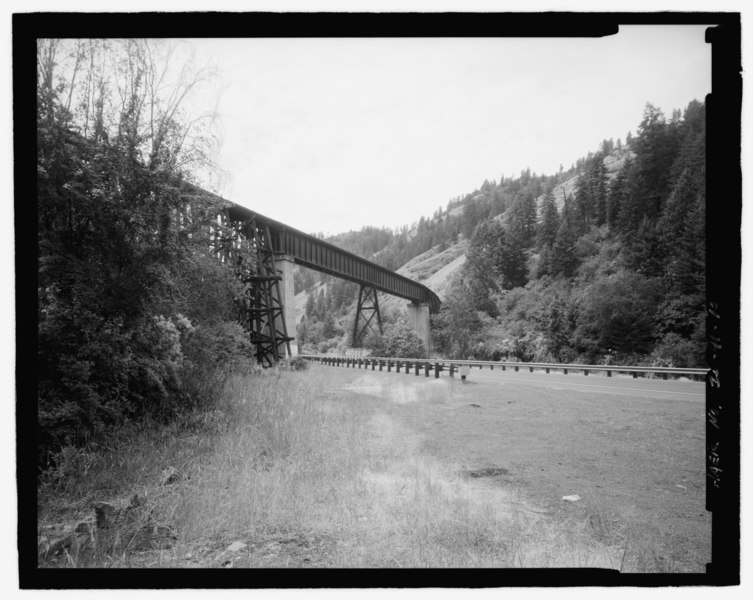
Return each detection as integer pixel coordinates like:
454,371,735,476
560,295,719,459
14,10,742,589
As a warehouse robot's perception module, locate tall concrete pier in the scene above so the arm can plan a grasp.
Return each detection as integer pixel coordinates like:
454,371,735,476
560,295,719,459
406,302,431,358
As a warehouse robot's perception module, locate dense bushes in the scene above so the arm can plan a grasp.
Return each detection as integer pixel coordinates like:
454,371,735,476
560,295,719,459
363,319,426,358
37,40,254,466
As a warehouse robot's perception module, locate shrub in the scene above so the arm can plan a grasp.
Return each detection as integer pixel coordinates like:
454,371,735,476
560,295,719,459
278,356,309,371
364,318,426,358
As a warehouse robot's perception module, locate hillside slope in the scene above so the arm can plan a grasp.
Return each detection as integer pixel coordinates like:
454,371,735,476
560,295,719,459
295,96,705,368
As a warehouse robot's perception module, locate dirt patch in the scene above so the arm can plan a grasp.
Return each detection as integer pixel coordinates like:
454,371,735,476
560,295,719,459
468,467,509,478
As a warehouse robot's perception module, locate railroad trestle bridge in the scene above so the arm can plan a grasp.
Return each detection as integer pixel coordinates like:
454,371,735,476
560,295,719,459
205,191,440,366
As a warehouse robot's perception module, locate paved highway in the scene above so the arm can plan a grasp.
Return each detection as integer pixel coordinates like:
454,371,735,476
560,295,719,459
446,367,706,402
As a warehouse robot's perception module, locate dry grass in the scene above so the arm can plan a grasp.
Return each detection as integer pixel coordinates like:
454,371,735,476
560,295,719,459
37,364,705,570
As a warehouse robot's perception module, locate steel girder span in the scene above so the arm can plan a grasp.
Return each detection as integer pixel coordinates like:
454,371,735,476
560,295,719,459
201,193,440,363
225,204,441,312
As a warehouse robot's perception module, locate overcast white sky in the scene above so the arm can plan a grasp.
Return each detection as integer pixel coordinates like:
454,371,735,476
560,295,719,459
187,26,711,235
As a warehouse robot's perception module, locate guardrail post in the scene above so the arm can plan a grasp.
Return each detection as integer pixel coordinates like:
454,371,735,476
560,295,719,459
502,365,506,371
407,361,412,376
607,370,612,377
490,365,494,370
387,360,392,372
424,362,430,377
584,369,589,376
529,366,534,373
434,363,440,378
372,360,376,371
632,372,638,378
449,364,455,378
563,368,568,375
662,372,668,380
415,362,420,376
514,366,519,372
545,367,550,374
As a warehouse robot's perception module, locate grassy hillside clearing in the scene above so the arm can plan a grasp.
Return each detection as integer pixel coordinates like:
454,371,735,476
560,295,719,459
38,365,709,571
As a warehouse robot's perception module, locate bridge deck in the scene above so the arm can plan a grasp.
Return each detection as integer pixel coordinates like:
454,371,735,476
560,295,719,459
225,204,441,312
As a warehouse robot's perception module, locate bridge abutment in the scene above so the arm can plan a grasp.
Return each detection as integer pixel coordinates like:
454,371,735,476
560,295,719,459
278,254,298,356
406,302,431,358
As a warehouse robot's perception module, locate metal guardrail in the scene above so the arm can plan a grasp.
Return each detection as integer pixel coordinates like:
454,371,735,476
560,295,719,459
300,354,707,381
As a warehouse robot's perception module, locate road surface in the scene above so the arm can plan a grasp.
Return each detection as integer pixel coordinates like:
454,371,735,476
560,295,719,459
441,367,705,402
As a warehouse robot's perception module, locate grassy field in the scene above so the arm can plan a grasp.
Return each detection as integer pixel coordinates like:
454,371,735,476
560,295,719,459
37,363,710,571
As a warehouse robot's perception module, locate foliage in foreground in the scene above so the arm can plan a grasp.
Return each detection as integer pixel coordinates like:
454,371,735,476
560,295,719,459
36,39,251,465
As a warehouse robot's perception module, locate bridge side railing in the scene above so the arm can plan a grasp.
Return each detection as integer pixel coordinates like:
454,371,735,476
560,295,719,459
299,354,708,381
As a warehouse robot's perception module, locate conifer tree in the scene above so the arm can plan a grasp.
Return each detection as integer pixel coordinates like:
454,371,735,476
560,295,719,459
550,220,578,278
537,190,560,249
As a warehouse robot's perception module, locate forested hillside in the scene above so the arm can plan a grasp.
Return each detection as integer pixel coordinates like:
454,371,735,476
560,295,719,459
297,100,706,368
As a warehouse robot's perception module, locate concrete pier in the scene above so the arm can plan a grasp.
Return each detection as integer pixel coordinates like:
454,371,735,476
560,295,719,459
277,254,298,357
406,301,431,358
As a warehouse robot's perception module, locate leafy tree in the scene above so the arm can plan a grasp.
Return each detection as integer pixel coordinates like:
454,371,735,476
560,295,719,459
465,219,502,310
36,39,240,463
430,280,484,359
365,319,425,358
321,312,338,339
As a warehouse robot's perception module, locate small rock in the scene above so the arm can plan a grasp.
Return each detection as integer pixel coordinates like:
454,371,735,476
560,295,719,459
92,501,118,529
675,484,687,489
562,494,581,502
75,521,93,536
160,466,180,486
226,541,247,553
469,403,481,408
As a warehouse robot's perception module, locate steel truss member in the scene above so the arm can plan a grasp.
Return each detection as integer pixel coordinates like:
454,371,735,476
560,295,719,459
352,285,382,347
215,211,292,367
